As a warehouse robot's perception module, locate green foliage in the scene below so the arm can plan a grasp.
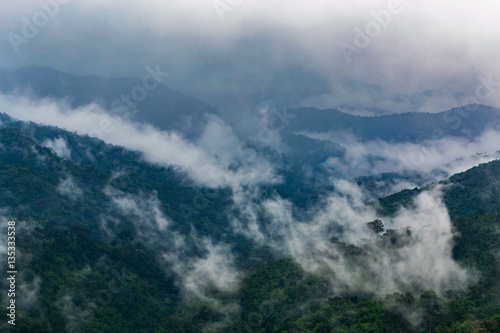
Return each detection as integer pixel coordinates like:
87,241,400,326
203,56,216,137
367,219,385,234
1,122,499,332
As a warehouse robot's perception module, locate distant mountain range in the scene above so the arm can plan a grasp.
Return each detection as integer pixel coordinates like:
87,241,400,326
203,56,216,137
2,66,500,196
0,66,217,137
285,104,500,143
2,66,500,144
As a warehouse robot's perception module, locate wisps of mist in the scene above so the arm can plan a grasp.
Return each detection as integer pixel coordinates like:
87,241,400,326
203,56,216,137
104,184,241,308
232,185,471,297
0,91,490,329
303,129,500,181
57,176,83,200
42,136,71,159
0,93,278,189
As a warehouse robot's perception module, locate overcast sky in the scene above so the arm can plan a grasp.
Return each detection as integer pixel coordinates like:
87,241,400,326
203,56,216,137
1,0,500,113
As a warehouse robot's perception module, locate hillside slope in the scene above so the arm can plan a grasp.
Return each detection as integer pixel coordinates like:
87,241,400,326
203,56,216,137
0,117,498,332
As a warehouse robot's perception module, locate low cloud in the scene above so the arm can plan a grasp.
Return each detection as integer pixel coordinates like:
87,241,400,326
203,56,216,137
0,93,278,189
303,129,500,181
18,274,42,312
57,176,83,200
56,294,95,333
104,184,241,308
0,89,486,328
171,239,241,299
232,185,471,297
104,186,171,232
42,136,71,159
1,1,499,113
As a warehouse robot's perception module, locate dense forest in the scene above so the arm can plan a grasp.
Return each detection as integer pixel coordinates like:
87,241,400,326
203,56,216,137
0,115,498,333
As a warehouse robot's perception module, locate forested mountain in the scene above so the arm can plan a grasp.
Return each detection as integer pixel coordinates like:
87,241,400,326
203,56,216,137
2,0,498,331
0,114,498,332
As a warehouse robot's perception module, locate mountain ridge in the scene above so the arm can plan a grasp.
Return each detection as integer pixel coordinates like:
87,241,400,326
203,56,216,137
2,66,500,144
0,115,498,332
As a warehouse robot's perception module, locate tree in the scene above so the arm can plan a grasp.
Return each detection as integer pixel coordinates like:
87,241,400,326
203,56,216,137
367,219,385,234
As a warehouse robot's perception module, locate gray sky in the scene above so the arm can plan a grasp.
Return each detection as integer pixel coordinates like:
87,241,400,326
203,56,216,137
1,0,500,113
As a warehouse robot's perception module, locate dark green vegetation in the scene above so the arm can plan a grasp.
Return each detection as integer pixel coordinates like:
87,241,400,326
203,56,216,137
0,115,498,332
